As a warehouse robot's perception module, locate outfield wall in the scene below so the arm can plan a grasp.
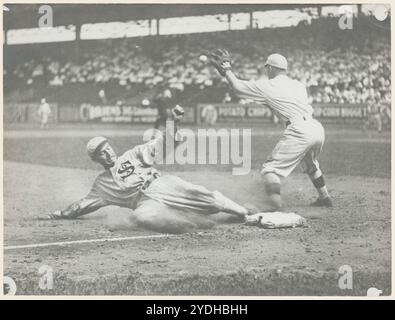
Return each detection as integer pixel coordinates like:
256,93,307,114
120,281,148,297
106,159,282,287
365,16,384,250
3,102,391,126
196,103,391,126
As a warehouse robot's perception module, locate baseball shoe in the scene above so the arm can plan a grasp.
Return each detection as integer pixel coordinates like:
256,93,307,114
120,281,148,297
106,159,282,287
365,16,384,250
310,197,333,207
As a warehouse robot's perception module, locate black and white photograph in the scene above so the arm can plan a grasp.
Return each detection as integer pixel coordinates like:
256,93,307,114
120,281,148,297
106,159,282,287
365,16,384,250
2,2,392,297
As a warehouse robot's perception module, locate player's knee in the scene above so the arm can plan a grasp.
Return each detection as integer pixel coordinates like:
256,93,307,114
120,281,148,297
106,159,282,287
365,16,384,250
134,205,198,234
262,173,281,193
262,173,281,194
134,212,166,232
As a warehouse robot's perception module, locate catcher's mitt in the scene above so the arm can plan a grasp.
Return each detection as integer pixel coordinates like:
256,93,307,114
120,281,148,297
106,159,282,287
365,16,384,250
209,49,232,76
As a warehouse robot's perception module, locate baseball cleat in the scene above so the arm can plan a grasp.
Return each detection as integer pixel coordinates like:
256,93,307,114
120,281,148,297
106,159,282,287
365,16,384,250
310,197,333,207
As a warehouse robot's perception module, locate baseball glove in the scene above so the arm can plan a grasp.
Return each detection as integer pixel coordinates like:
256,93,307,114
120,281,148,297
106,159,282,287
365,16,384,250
171,105,185,121
209,49,232,76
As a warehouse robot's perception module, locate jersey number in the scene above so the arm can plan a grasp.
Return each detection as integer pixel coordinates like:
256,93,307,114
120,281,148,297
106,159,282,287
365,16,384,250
118,160,135,180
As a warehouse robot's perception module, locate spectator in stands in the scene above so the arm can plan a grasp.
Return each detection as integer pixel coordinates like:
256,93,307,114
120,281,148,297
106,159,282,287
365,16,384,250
4,16,391,106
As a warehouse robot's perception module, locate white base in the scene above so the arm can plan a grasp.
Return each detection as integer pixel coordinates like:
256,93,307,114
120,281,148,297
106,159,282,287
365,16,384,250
245,211,307,229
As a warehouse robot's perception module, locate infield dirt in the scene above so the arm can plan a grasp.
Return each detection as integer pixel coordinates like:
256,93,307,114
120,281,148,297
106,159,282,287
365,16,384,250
3,125,391,295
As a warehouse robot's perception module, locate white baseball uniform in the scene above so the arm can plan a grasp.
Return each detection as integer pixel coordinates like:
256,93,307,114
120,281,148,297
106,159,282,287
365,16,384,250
234,74,325,177
38,102,51,126
61,136,244,219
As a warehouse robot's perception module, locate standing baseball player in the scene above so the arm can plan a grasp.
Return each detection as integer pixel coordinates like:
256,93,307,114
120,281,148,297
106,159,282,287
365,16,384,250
363,97,383,133
38,98,51,129
46,105,251,233
153,88,173,130
210,50,332,209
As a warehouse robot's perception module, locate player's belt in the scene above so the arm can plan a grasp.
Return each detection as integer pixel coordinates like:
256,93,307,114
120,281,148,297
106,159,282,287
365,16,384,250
285,115,311,127
141,172,160,190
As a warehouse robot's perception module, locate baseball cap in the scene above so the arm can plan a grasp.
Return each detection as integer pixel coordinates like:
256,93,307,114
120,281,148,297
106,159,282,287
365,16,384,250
86,136,107,158
264,53,288,70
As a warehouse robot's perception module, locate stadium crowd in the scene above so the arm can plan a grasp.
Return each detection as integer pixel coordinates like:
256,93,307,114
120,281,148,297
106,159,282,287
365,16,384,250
4,16,391,105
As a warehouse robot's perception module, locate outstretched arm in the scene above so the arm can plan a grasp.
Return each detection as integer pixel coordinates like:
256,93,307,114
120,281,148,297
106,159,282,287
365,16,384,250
223,69,257,98
210,49,268,102
131,105,184,166
47,195,107,219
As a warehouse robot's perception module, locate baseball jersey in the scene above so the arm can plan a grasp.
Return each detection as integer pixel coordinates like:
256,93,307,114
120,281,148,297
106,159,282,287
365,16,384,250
234,74,313,122
38,103,51,116
88,138,162,209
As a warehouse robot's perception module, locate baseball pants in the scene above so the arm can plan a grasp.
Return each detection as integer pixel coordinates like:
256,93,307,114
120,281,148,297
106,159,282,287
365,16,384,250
261,118,325,178
140,175,228,215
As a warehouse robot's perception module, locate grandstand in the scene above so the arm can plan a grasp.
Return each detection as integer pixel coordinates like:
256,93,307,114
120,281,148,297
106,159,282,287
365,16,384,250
3,4,391,119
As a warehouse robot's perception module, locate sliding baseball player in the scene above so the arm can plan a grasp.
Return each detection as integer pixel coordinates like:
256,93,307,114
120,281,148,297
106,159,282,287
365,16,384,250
46,105,253,233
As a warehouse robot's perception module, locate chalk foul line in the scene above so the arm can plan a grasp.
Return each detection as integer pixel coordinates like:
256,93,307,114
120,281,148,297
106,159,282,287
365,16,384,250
4,233,192,250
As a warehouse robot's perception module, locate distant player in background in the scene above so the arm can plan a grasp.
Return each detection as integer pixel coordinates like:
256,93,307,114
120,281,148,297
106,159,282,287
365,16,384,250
210,50,332,210
363,96,383,133
98,88,107,104
153,88,173,130
38,98,51,129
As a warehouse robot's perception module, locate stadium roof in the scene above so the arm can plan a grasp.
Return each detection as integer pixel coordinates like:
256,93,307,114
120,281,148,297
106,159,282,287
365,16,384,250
3,3,327,30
